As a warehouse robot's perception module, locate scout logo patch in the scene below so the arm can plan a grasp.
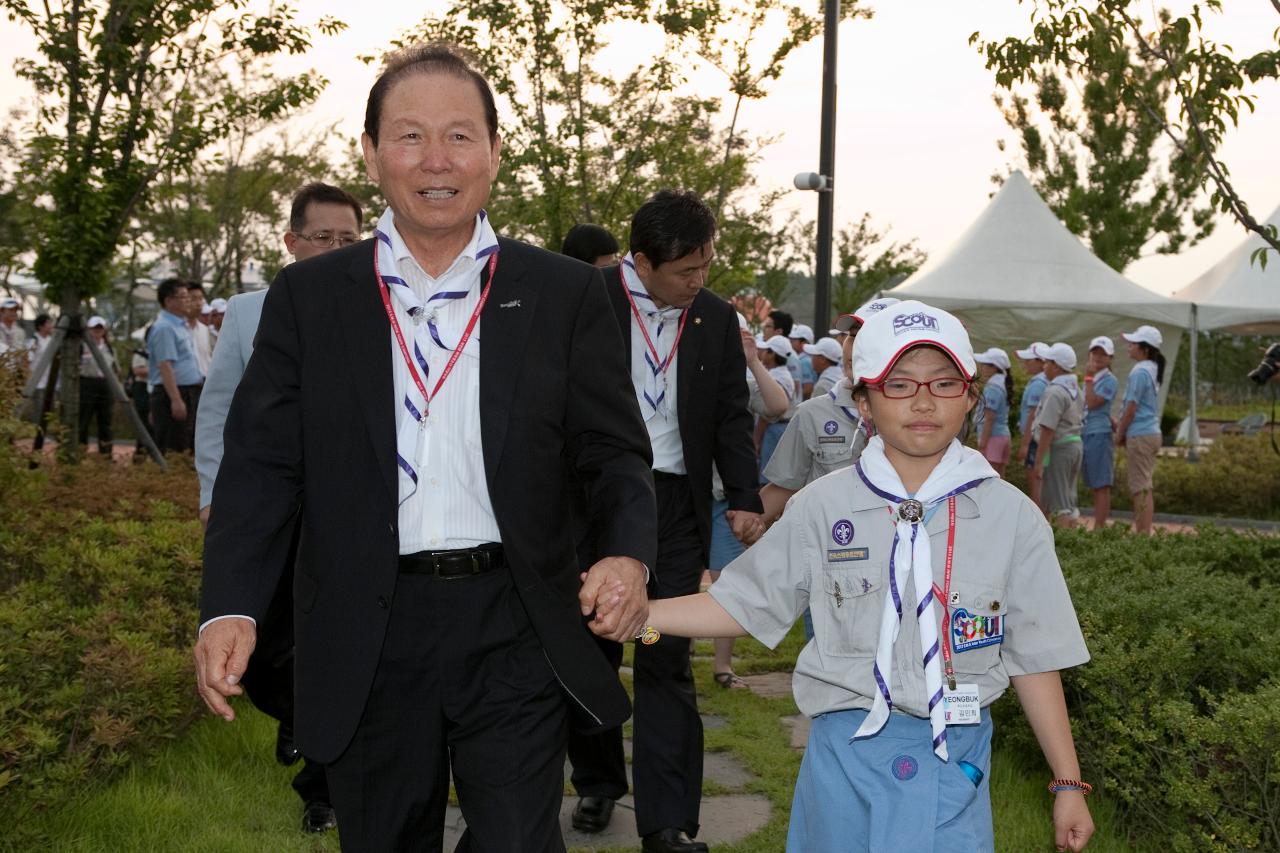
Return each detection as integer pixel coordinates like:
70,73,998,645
823,420,839,435
831,519,854,546
951,608,1004,652
891,754,918,781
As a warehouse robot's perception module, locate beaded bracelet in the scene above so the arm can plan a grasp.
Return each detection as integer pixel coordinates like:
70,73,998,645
1048,779,1093,796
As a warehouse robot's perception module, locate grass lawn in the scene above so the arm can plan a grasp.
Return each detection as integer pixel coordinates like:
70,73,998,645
19,626,1147,852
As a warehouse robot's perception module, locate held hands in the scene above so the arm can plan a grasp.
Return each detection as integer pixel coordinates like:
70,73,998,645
193,617,256,721
1052,790,1095,852
579,556,649,642
726,510,765,546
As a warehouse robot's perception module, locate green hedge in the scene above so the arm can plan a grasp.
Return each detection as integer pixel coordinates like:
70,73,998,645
994,526,1280,851
0,362,204,846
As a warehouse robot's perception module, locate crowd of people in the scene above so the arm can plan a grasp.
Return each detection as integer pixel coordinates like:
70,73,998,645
0,40,1158,853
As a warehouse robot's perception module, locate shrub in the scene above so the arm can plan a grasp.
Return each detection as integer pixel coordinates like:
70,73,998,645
0,362,205,841
994,526,1280,851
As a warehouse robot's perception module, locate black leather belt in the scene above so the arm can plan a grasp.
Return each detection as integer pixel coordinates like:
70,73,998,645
398,544,505,578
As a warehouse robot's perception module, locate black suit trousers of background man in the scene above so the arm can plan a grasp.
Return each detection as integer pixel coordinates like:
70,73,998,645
569,472,706,838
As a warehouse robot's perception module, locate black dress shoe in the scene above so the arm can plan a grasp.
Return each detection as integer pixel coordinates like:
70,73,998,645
302,800,338,833
275,722,301,766
571,796,615,833
641,827,709,853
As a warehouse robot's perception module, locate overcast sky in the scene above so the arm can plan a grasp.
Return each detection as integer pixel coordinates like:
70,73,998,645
2,0,1277,294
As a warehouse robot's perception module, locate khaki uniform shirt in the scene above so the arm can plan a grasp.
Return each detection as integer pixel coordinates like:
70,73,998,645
710,472,1089,719
762,380,867,490
1033,382,1084,441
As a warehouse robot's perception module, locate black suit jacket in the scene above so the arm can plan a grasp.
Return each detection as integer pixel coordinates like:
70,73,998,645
201,237,657,764
604,266,763,558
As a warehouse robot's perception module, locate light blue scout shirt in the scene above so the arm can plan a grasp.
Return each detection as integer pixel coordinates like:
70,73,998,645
146,309,203,388
1083,368,1118,436
762,379,867,489
1018,372,1046,433
974,376,1011,439
710,471,1089,719
1122,362,1161,437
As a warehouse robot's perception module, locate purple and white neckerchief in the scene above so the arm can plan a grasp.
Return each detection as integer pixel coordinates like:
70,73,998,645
852,437,996,760
373,207,499,505
620,253,684,421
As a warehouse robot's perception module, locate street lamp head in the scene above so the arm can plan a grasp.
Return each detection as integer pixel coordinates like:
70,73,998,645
793,171,830,192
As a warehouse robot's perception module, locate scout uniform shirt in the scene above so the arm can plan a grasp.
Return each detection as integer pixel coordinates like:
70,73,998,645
762,379,867,489
709,469,1089,720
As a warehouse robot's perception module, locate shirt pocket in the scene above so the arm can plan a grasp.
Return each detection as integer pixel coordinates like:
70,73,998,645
946,584,1008,677
816,566,883,658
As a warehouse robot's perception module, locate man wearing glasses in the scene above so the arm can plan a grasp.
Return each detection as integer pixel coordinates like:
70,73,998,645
194,181,362,834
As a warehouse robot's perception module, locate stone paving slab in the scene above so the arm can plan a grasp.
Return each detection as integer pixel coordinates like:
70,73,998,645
441,793,772,850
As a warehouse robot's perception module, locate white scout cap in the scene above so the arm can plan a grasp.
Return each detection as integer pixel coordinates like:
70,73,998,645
1088,335,1115,356
87,315,107,328
789,323,815,343
210,298,228,314
803,337,843,363
851,300,976,385
1015,341,1048,360
0,297,18,309
834,297,903,333
973,347,1011,371
761,334,793,361
1122,325,1163,348
1043,342,1077,370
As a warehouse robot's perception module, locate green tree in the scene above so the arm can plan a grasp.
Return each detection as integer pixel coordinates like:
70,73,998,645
987,10,1214,272
4,0,343,455
976,0,1280,267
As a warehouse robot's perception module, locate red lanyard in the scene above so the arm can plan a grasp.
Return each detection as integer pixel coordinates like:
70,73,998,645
375,249,498,419
619,266,688,378
931,497,959,690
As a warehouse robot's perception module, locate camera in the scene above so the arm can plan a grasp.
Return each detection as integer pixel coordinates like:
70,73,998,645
1247,343,1280,385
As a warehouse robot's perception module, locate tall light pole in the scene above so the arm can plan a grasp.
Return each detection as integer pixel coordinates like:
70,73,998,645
797,0,840,334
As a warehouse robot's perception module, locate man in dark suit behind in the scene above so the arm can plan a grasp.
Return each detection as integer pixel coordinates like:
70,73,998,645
193,43,656,852
568,191,764,853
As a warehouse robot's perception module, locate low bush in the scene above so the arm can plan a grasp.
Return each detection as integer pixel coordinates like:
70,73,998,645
994,526,1280,851
0,362,204,844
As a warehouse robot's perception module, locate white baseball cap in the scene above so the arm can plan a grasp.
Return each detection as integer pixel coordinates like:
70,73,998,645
1043,342,1077,370
210,298,228,314
761,334,793,361
1015,342,1048,360
0,297,18,309
851,300,976,385
1122,325,1163,348
1089,335,1115,356
973,347,1011,372
834,297,903,333
87,315,107,328
789,323,815,343
803,337,843,363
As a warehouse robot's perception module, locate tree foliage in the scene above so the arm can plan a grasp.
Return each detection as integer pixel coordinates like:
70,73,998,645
975,0,1280,266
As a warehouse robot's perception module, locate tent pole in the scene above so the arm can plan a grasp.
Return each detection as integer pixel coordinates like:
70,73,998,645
1188,304,1200,463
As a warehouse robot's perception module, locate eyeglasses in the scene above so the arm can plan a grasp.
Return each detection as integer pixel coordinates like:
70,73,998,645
873,377,971,399
294,231,361,248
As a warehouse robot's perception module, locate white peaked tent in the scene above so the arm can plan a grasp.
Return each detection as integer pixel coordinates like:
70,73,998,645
887,171,1191,413
1172,204,1280,334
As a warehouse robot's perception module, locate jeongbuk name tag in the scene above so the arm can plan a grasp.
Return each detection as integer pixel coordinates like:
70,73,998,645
943,683,981,725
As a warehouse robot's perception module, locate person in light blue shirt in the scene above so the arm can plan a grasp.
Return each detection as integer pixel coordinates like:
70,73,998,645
972,347,1013,477
1116,326,1166,535
146,279,203,453
1015,342,1048,503
1082,336,1119,529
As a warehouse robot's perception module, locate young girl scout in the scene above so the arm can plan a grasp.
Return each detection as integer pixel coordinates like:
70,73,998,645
616,300,1095,852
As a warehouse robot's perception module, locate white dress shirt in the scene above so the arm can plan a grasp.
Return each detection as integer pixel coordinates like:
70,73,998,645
388,217,502,554
619,255,685,475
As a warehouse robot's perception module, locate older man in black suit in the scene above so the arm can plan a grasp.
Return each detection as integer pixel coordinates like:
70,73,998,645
193,43,656,851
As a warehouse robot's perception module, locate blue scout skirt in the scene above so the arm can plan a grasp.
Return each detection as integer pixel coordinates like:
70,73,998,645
788,709,994,852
